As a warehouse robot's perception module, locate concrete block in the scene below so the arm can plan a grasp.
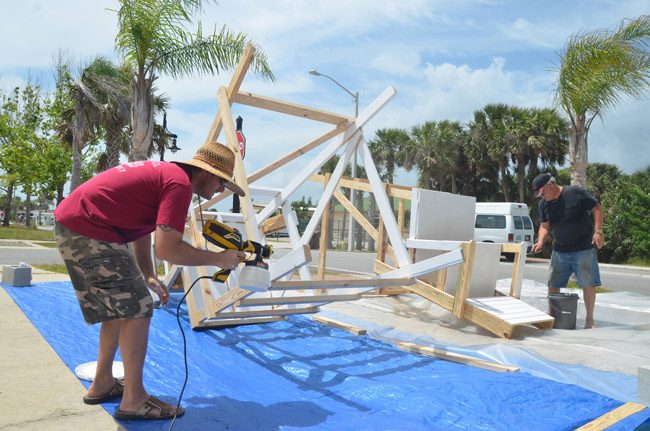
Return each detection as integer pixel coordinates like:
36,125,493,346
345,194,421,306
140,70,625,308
639,365,650,405
2,265,32,287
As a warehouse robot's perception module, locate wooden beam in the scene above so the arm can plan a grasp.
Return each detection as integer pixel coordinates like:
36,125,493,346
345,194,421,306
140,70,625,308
333,189,378,241
509,242,526,298
212,287,253,313
374,260,454,309
214,306,318,319
202,43,255,147
397,199,405,237
318,173,331,281
233,91,351,125
313,315,367,335
199,316,284,328
217,86,261,243
270,277,415,290
239,294,362,307
261,214,286,235
311,174,412,199
574,402,647,431
452,240,476,318
397,342,519,372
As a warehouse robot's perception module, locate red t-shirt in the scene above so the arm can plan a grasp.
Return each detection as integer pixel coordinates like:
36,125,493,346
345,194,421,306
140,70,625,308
54,161,193,243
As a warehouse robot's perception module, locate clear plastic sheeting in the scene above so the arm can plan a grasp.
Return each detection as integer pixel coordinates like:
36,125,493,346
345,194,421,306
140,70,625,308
321,278,650,402
4,281,650,431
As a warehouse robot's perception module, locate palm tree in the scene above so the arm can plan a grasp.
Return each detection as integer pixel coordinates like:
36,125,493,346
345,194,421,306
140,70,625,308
555,15,650,188
368,128,410,184
469,104,512,201
113,0,274,161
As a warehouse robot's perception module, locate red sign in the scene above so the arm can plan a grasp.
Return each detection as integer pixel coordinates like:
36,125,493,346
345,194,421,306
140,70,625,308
236,130,246,160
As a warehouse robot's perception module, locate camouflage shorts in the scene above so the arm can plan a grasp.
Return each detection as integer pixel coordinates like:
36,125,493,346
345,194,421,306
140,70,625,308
54,222,153,324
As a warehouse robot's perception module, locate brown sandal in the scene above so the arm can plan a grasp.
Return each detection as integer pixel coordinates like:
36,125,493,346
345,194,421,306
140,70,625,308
83,379,124,405
114,395,185,420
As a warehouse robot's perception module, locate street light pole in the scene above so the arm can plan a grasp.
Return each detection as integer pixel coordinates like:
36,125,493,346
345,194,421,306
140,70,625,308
309,69,359,252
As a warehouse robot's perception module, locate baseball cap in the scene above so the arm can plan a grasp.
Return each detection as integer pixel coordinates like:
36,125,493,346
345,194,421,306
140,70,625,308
532,173,553,197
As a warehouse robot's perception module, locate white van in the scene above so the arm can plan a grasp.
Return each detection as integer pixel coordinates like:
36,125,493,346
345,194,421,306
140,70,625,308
474,202,534,261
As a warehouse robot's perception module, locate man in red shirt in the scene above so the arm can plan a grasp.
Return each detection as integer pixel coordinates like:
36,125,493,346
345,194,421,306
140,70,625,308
54,143,245,420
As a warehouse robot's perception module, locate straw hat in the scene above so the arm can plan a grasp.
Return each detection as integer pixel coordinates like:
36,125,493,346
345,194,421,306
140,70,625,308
175,143,245,196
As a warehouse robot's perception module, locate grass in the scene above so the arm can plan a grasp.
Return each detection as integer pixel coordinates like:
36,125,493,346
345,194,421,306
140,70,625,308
624,257,650,267
33,264,68,274
0,225,55,241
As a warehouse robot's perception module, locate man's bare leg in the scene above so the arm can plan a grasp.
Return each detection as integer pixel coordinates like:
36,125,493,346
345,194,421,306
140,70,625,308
87,319,121,397
118,317,151,412
583,286,596,328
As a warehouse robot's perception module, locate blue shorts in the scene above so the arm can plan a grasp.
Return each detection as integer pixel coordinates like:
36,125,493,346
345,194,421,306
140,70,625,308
548,247,601,289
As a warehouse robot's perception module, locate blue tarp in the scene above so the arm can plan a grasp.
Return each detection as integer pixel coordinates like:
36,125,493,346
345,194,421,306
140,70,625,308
3,281,650,431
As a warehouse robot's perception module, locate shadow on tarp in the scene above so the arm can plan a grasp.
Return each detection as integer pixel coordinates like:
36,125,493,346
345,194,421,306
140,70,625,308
3,281,650,431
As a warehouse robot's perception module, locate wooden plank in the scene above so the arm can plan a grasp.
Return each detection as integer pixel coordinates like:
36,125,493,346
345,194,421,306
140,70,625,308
212,287,253,313
163,264,182,287
462,302,516,339
199,316,285,328
501,242,526,253
405,239,464,251
270,277,415,290
311,174,413,199
281,201,312,281
396,342,519,372
378,249,464,280
374,260,455,310
213,306,318,319
377,215,387,263
240,294,362,307
358,139,410,266
250,125,347,185
318,173,331,281
269,244,311,280
334,189,378,241
313,315,367,335
574,402,647,431
300,134,359,246
217,86,262,243
509,242,526,298
233,91,351,125
452,241,476,318
261,213,286,234
397,199,405,237
201,44,255,148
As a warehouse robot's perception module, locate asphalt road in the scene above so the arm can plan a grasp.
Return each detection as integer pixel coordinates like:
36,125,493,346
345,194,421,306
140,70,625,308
2,245,648,296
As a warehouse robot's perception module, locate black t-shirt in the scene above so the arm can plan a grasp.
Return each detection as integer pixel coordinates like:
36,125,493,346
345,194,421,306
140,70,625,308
539,185,598,252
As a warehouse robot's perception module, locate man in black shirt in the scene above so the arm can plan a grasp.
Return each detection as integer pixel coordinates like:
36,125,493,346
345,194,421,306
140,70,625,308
531,173,604,329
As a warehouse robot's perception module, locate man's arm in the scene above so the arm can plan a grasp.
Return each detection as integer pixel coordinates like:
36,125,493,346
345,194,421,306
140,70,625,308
132,233,169,305
531,221,550,254
592,203,604,249
154,225,244,269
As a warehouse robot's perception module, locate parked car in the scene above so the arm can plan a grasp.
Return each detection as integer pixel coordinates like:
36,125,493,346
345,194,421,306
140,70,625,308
474,202,534,261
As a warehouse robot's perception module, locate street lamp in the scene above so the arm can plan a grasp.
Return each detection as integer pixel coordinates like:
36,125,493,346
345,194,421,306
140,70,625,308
309,69,359,252
159,113,180,161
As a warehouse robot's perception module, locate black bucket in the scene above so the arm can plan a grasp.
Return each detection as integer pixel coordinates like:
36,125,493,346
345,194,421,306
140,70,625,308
548,293,579,329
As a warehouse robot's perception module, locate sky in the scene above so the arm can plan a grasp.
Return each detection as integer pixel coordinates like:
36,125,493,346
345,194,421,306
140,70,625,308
1,0,649,203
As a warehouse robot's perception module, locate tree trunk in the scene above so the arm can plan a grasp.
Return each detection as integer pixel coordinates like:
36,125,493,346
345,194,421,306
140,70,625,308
130,77,155,161
569,116,588,188
25,189,32,228
2,180,14,227
451,173,457,194
500,164,510,201
104,129,122,169
56,184,64,205
70,95,85,193
517,154,526,203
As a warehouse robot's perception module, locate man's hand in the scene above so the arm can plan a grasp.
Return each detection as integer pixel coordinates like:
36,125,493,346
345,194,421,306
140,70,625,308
216,249,246,270
592,231,604,249
531,241,544,254
145,276,169,306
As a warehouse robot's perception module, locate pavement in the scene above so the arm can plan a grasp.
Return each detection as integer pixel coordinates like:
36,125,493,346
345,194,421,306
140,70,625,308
0,268,125,430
